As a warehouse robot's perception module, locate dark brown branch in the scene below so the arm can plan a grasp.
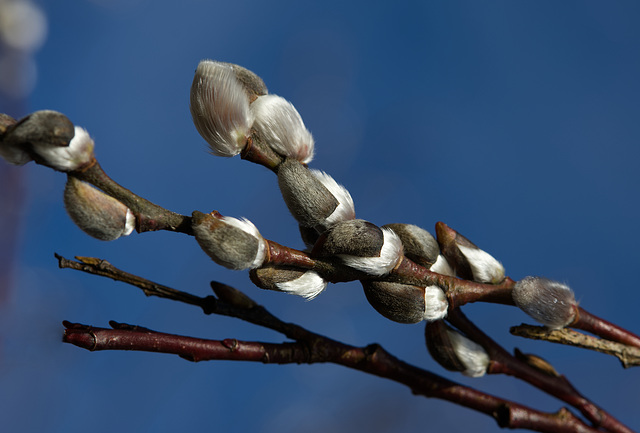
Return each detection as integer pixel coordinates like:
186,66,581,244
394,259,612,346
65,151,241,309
511,324,640,369
448,309,634,433
61,321,602,433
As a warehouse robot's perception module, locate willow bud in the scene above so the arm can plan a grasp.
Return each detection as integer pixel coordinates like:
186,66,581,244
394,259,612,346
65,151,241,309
63,176,135,241
383,223,439,268
31,126,95,172
192,210,267,270
250,94,314,164
435,222,505,284
277,158,339,228
190,60,256,157
512,276,577,329
250,267,327,300
362,281,448,323
310,169,355,229
312,219,403,276
1,110,75,161
425,320,490,378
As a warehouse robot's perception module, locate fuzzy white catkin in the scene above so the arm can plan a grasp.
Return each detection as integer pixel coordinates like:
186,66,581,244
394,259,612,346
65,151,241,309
276,271,328,300
190,60,254,157
457,244,504,284
445,329,490,377
250,94,314,164
339,228,404,276
423,286,449,322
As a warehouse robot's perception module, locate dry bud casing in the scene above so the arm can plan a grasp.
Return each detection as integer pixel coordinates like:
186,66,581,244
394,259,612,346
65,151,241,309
512,276,577,329
250,267,327,300
63,176,135,241
425,320,490,378
250,94,314,164
435,222,505,284
192,210,267,271
313,219,404,276
362,281,448,323
190,60,257,157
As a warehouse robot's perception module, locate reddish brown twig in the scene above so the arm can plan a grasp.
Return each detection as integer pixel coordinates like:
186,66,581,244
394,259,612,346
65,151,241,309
62,321,602,433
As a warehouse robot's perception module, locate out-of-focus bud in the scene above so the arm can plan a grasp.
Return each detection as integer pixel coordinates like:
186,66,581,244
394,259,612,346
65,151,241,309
383,223,439,268
425,320,490,377
250,267,327,300
312,219,403,276
63,176,135,241
32,126,94,172
435,222,505,284
250,94,314,164
192,210,267,270
0,110,75,166
512,276,577,329
190,60,257,157
277,158,339,228
362,281,448,324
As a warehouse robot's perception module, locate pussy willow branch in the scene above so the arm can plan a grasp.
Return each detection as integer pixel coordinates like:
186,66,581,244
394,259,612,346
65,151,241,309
60,319,600,431
511,324,640,369
447,309,634,433
65,157,640,348
55,254,635,433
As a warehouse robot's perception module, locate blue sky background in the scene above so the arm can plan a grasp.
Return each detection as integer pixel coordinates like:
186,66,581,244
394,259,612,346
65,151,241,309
1,1,640,432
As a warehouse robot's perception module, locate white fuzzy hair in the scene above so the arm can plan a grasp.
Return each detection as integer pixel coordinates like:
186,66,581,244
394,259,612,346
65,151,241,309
445,328,490,377
33,126,94,171
423,286,449,322
190,60,254,157
339,228,403,276
458,244,505,284
276,271,328,300
311,169,355,228
250,94,314,164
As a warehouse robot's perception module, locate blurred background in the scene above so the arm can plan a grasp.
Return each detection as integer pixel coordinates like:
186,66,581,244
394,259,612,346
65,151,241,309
1,1,639,432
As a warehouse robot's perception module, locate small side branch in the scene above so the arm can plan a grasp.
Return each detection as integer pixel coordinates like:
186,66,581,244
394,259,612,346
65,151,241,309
510,324,640,368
